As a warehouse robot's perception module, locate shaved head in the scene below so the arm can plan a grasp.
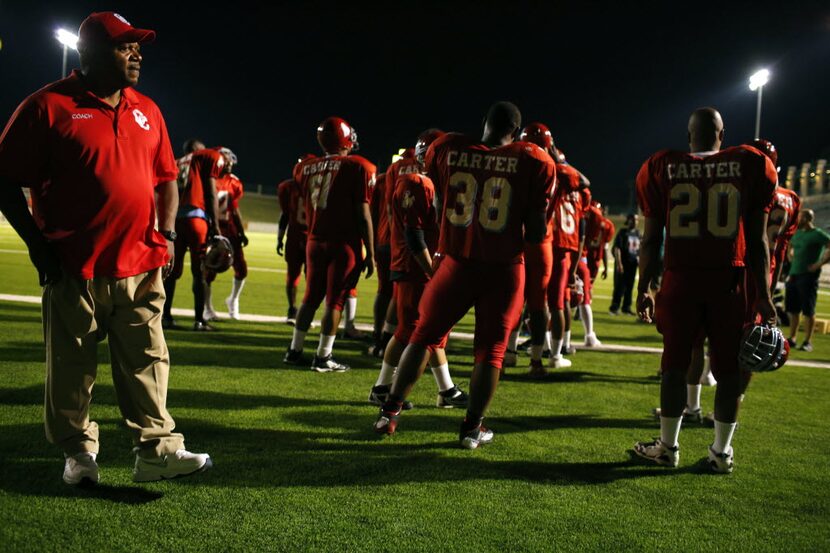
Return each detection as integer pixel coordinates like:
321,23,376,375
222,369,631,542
687,107,724,152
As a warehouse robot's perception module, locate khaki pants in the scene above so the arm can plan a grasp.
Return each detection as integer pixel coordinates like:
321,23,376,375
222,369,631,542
42,268,185,458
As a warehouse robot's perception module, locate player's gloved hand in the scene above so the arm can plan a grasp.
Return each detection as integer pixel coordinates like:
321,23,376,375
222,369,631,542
754,296,776,325
601,268,608,280
28,239,62,286
636,289,655,324
363,254,375,279
239,232,249,248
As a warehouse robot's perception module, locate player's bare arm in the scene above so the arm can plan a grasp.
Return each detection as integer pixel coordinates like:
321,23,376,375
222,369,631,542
636,217,663,323
601,244,609,279
277,212,288,255
232,206,248,246
155,180,178,278
205,175,221,236
745,209,775,323
405,226,434,278
357,201,374,278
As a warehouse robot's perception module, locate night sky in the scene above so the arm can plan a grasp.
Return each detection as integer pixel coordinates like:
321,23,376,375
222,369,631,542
1,1,829,211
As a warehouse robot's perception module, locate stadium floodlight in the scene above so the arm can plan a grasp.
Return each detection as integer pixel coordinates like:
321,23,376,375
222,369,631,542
748,69,770,140
55,28,78,78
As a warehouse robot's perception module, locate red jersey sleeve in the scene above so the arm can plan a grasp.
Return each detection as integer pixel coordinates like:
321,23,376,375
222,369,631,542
152,111,178,186
0,96,49,187
230,176,243,210
352,157,375,205
636,154,664,220
526,146,557,223
208,150,225,179
401,175,433,230
747,153,777,213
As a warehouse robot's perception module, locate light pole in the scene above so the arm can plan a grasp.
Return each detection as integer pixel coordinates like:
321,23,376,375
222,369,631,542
55,29,78,78
748,69,770,140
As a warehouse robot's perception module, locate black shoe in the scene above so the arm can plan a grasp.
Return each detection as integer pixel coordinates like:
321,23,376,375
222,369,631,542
161,315,176,330
193,321,215,331
367,385,413,410
284,348,306,365
799,342,813,352
311,354,350,372
436,386,468,408
286,307,297,325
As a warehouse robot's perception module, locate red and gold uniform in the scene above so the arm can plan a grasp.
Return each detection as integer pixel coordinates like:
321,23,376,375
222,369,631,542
548,163,584,311
295,154,375,310
277,177,308,288
390,171,446,346
412,134,556,368
205,172,247,282
0,71,177,278
371,172,393,298
636,146,777,378
769,186,800,276
171,148,224,280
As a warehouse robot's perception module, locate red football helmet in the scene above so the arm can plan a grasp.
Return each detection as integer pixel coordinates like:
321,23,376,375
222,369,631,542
748,138,778,168
204,235,234,273
414,129,445,164
402,147,416,159
317,117,359,154
519,122,553,151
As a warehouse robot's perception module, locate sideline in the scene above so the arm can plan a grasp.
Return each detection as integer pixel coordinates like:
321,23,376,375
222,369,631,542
2,293,827,370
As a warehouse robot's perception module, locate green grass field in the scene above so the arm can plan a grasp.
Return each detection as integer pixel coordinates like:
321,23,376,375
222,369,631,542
1,225,829,552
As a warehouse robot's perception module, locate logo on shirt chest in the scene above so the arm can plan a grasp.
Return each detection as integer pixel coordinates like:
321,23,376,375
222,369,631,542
72,113,93,120
132,109,150,131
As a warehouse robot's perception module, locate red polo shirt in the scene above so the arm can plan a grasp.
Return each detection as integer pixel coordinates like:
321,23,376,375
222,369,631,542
0,71,178,279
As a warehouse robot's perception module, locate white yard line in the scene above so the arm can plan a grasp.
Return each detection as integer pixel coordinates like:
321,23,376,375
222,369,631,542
1,293,827,370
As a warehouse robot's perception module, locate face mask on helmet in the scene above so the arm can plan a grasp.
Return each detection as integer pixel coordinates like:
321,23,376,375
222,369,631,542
738,324,789,373
204,235,234,273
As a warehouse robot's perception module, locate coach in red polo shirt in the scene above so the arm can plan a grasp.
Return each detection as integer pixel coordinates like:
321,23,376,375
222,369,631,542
0,12,211,485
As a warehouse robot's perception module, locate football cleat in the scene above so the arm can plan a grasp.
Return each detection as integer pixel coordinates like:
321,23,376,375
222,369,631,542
225,296,240,320
708,445,734,474
192,321,215,332
436,386,468,409
63,452,99,486
161,315,176,330
584,333,602,347
283,348,306,365
286,307,297,325
367,385,412,410
652,407,704,425
202,306,220,322
459,424,494,450
373,408,401,435
738,324,788,372
528,359,548,379
561,344,576,355
311,354,349,373
799,342,813,352
549,356,572,369
503,349,518,367
133,449,212,482
633,438,679,467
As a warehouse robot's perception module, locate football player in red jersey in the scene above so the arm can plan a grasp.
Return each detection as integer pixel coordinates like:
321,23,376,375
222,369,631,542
369,168,392,345
547,152,587,368
277,154,313,323
573,185,601,347
374,102,556,448
634,108,777,473
284,117,376,372
203,147,248,321
163,139,227,331
369,130,468,409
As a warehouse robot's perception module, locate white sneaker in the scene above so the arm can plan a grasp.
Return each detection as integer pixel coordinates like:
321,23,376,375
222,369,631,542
203,306,220,322
584,333,602,347
63,452,99,485
633,438,679,467
700,370,717,386
549,356,572,369
503,349,518,367
459,425,494,450
708,445,734,474
225,296,240,320
133,449,212,482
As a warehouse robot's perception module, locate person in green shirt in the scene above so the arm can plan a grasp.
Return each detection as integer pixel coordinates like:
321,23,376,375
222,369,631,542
786,209,830,351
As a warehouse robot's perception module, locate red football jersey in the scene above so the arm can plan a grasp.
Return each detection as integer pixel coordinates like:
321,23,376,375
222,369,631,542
424,134,556,263
385,158,422,239
636,146,777,270
390,172,439,277
177,148,225,212
277,177,308,242
770,186,800,243
215,173,243,222
371,171,390,246
584,204,605,253
552,163,585,252
295,154,375,242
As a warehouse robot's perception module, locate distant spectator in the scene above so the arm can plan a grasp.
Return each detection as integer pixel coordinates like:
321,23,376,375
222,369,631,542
786,209,830,351
610,213,641,315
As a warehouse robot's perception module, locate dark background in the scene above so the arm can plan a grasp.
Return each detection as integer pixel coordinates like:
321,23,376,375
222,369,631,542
1,1,828,211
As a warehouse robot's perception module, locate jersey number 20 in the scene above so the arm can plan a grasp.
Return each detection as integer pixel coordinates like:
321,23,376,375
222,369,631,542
669,182,740,238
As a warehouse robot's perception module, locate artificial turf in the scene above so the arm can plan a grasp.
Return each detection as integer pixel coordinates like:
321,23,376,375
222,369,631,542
0,226,828,552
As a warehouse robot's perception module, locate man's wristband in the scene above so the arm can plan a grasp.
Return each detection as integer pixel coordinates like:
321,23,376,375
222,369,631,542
160,230,177,241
